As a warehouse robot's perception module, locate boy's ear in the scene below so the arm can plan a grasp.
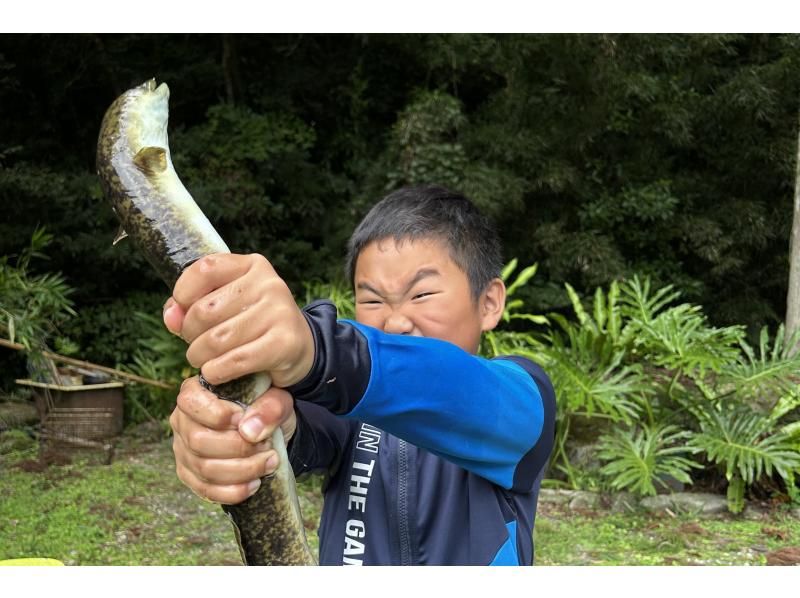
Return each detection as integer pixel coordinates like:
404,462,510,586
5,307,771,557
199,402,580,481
480,277,506,332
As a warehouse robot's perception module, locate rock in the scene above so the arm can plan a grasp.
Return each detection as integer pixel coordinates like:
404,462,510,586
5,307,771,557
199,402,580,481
569,491,600,511
639,495,675,513
742,505,768,521
538,488,603,511
640,492,729,515
765,547,800,566
538,489,576,506
654,475,685,494
567,443,604,472
609,492,638,513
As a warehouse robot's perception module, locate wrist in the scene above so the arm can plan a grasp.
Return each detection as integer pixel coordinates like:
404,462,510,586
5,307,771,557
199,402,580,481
291,315,315,387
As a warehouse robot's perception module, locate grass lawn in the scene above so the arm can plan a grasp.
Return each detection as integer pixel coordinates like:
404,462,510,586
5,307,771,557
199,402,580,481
1,424,798,565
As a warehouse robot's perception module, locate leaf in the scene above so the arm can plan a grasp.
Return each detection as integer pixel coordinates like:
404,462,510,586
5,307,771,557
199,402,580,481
597,424,701,496
722,325,800,405
500,258,518,282
690,404,800,485
506,263,538,296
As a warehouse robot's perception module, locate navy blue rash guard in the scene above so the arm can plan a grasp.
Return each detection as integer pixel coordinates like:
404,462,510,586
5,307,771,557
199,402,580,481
286,301,556,566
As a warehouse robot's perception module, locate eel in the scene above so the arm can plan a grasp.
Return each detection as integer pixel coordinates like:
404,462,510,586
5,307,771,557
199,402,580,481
96,78,316,566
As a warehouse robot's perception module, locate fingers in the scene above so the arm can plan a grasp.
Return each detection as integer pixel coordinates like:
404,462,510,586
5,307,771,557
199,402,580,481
169,379,295,505
174,377,243,431
173,253,252,307
184,295,273,369
238,387,296,443
172,253,272,315
173,431,278,485
175,453,266,505
179,272,270,344
198,310,314,388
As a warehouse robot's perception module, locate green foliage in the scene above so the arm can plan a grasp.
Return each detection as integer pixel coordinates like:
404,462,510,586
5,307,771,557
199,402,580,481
543,321,646,423
690,404,800,513
597,424,700,496
1,34,799,332
722,325,800,405
302,280,356,320
0,227,76,355
119,312,188,425
481,259,547,359
538,275,800,508
171,102,335,286
619,276,745,381
61,292,165,368
387,90,468,191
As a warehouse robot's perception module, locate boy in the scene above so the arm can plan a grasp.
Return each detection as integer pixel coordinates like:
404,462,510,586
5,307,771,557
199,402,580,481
164,185,556,565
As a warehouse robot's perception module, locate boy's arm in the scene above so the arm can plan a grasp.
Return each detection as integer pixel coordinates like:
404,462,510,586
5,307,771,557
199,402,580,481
287,399,354,478
287,301,557,492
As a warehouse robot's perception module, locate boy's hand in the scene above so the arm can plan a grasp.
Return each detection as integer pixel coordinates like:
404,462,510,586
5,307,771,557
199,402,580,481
163,253,314,388
169,376,297,504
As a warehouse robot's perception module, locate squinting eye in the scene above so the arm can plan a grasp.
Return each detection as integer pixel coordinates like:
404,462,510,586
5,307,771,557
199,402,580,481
413,292,433,300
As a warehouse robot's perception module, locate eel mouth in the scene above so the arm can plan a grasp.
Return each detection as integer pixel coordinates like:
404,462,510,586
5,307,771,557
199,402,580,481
143,78,169,99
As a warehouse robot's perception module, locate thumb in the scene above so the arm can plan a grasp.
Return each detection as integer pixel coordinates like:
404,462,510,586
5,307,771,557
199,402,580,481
163,297,186,336
238,386,295,444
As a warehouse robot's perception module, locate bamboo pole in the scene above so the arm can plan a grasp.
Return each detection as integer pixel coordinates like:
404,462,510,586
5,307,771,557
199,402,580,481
0,338,173,389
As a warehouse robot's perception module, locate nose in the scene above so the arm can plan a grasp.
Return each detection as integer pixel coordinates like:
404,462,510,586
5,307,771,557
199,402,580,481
383,311,414,335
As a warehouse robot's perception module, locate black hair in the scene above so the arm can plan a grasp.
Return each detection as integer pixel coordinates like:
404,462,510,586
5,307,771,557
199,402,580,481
345,185,503,301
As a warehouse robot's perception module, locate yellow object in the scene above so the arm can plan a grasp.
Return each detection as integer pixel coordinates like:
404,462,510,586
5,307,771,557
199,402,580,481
0,558,64,566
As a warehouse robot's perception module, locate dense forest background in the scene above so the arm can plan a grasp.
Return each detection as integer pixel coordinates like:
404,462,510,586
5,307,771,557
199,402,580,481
2,33,800,381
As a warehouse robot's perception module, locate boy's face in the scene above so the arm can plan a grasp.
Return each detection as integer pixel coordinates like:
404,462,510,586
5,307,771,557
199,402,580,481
353,237,505,354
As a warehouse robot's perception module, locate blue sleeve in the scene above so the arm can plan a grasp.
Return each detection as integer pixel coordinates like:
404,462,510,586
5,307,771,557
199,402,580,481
287,301,556,492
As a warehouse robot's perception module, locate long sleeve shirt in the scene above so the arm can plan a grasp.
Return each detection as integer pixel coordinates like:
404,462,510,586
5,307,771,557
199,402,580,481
286,300,556,565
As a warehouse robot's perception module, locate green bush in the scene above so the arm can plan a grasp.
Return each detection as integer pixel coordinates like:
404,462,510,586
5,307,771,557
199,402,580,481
486,266,800,509
61,292,165,368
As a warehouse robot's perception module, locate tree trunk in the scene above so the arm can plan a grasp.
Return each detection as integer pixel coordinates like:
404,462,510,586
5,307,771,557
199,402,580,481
222,34,244,105
784,107,800,353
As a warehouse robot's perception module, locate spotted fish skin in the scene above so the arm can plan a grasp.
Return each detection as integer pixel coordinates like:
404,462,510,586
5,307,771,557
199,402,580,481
96,78,316,566
96,79,228,287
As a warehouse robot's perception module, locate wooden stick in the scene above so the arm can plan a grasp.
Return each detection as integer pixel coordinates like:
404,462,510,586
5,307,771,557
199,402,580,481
38,430,113,451
0,338,173,390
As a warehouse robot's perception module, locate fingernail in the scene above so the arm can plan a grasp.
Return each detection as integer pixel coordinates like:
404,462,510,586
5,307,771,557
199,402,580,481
265,453,279,476
247,479,261,496
240,417,265,443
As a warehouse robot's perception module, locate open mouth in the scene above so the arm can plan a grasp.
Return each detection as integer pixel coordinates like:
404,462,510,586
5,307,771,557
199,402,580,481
142,78,170,99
